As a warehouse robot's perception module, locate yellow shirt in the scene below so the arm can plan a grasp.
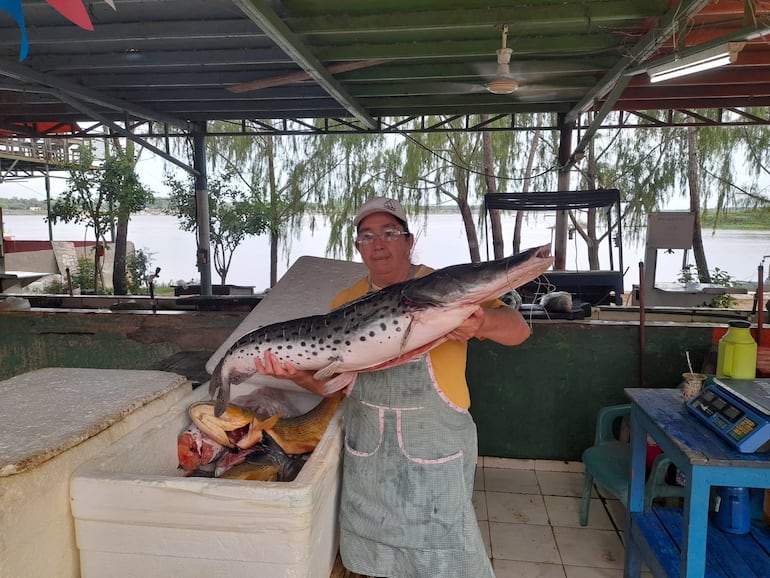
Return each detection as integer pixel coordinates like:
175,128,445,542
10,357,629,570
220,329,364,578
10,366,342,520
330,265,504,410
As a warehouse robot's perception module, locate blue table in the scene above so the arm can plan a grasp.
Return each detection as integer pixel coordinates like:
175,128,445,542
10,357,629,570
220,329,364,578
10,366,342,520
624,388,770,578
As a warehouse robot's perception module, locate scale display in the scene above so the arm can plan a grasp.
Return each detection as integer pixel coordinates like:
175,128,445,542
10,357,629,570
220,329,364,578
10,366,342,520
687,377,770,453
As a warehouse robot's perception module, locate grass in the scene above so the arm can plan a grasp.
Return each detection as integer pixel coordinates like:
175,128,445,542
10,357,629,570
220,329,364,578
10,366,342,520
700,207,770,230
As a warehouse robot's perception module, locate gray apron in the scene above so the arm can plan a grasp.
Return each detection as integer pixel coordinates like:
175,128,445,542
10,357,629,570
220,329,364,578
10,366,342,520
339,354,495,578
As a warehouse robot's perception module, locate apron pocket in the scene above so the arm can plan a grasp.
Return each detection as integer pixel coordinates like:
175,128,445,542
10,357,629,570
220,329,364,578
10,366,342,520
341,447,469,550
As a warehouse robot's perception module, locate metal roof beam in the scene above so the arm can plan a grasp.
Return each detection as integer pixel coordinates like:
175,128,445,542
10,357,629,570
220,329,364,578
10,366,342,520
566,0,712,124
0,59,192,132
232,0,377,129
565,0,712,168
49,91,197,176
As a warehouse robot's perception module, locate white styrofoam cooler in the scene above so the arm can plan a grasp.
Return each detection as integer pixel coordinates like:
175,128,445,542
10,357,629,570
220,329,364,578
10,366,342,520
0,368,191,578
71,376,344,578
71,256,367,578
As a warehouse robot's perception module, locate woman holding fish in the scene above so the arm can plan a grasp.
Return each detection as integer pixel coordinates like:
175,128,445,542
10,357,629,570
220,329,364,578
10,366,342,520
256,197,533,578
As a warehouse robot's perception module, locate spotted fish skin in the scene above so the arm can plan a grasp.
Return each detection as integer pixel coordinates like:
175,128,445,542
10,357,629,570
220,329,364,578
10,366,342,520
209,244,553,415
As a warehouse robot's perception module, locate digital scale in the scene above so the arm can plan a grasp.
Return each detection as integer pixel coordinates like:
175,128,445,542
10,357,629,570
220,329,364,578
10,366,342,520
687,377,770,453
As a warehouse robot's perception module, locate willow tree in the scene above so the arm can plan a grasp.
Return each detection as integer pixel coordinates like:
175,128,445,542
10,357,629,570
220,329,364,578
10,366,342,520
165,172,269,285
204,122,375,286
103,141,155,294
368,115,553,263
50,144,153,293
586,109,770,283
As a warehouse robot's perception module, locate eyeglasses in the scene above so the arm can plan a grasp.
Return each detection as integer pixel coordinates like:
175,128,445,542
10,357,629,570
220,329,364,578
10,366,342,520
355,229,410,245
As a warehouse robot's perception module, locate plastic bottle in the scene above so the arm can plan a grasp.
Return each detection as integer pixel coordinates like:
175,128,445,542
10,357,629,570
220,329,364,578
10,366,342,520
716,320,758,380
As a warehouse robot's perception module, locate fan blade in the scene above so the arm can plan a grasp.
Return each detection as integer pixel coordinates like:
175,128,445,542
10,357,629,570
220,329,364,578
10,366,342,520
226,59,388,93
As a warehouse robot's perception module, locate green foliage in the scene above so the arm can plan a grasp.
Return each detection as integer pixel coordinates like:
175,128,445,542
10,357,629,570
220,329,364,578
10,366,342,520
676,265,698,285
126,248,154,294
701,208,770,229
0,197,47,211
676,265,738,308
708,267,738,308
100,153,155,218
164,172,269,284
47,144,154,293
41,277,69,294
72,257,96,291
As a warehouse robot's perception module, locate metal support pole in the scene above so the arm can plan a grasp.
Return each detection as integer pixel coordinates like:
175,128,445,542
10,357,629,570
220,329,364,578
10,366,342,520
193,122,212,295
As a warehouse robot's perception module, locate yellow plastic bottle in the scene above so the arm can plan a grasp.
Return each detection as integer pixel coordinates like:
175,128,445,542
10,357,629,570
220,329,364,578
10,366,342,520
716,320,758,380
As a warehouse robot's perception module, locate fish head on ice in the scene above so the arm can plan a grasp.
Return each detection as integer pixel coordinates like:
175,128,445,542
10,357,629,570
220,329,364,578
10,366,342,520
177,424,226,471
402,244,553,306
189,401,281,449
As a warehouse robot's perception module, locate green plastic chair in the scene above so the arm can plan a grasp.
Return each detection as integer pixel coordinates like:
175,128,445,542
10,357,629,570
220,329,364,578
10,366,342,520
580,404,685,526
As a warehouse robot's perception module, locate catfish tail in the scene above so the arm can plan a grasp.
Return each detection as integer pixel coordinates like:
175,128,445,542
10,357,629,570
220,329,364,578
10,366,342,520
208,358,229,417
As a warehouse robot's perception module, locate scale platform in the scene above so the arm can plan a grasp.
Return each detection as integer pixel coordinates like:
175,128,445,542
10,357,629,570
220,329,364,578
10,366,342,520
687,377,770,453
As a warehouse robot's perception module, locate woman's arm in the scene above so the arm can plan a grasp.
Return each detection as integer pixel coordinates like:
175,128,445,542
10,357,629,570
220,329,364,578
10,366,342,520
446,306,531,346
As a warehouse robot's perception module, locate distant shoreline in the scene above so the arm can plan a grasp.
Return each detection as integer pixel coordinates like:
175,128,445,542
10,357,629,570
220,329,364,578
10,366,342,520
4,208,768,231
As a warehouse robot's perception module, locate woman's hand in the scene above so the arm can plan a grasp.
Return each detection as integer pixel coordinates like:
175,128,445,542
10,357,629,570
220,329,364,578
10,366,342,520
446,308,485,342
254,350,334,397
446,306,531,345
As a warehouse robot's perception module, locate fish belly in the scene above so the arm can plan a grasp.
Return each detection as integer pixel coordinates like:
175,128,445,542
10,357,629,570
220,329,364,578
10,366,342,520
222,303,476,381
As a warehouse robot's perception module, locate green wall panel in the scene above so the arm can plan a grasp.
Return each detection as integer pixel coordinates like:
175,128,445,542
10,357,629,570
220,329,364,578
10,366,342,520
1,311,721,460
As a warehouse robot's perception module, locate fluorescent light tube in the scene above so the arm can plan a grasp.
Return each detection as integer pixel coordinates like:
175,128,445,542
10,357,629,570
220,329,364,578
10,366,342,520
647,43,743,83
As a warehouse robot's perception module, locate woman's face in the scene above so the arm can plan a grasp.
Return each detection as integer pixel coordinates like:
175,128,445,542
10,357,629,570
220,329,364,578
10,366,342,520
355,212,413,280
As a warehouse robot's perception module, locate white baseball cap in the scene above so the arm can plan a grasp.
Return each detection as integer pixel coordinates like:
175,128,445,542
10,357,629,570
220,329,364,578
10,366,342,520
353,197,408,228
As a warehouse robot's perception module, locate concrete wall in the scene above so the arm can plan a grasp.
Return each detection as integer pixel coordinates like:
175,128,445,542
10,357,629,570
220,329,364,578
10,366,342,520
0,309,243,381
0,309,723,460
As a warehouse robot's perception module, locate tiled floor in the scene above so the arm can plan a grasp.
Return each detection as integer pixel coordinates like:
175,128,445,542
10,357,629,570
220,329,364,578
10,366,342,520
332,457,653,577
475,457,653,578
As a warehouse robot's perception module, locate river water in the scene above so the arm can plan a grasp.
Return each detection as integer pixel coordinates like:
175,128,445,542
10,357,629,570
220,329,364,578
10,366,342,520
4,212,770,292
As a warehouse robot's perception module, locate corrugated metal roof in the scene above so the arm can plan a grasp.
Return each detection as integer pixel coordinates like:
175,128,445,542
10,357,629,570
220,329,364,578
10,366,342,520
0,0,769,136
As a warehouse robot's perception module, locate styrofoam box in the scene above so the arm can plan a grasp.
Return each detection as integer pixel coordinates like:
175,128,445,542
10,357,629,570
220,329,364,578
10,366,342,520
71,384,344,578
0,368,191,578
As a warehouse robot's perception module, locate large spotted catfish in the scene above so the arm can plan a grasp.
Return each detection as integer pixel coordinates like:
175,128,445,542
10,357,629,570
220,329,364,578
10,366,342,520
209,244,553,415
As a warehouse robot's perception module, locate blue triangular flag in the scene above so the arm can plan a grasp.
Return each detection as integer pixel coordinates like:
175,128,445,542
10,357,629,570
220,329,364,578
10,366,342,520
0,0,29,60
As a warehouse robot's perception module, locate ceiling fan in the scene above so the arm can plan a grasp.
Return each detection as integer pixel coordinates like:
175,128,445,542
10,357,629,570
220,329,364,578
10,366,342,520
484,24,519,95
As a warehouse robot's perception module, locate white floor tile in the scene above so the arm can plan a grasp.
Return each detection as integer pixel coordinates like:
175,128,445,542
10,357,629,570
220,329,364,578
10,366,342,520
604,498,627,530
489,522,562,564
484,456,535,470
486,491,550,525
494,559,567,578
545,495,614,530
535,460,585,473
477,461,648,575
478,519,491,558
537,470,586,497
563,566,624,578
473,489,488,521
474,463,485,491
484,466,540,494
553,527,625,569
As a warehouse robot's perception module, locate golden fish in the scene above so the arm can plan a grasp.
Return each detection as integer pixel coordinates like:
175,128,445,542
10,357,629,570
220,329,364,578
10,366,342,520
188,402,280,450
218,462,280,481
268,394,342,455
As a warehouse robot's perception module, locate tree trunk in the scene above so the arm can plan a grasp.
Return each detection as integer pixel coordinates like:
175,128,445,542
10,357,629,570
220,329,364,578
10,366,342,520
583,138,600,269
516,116,542,254
452,162,480,262
687,126,711,282
459,199,480,262
481,117,504,259
112,214,129,294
